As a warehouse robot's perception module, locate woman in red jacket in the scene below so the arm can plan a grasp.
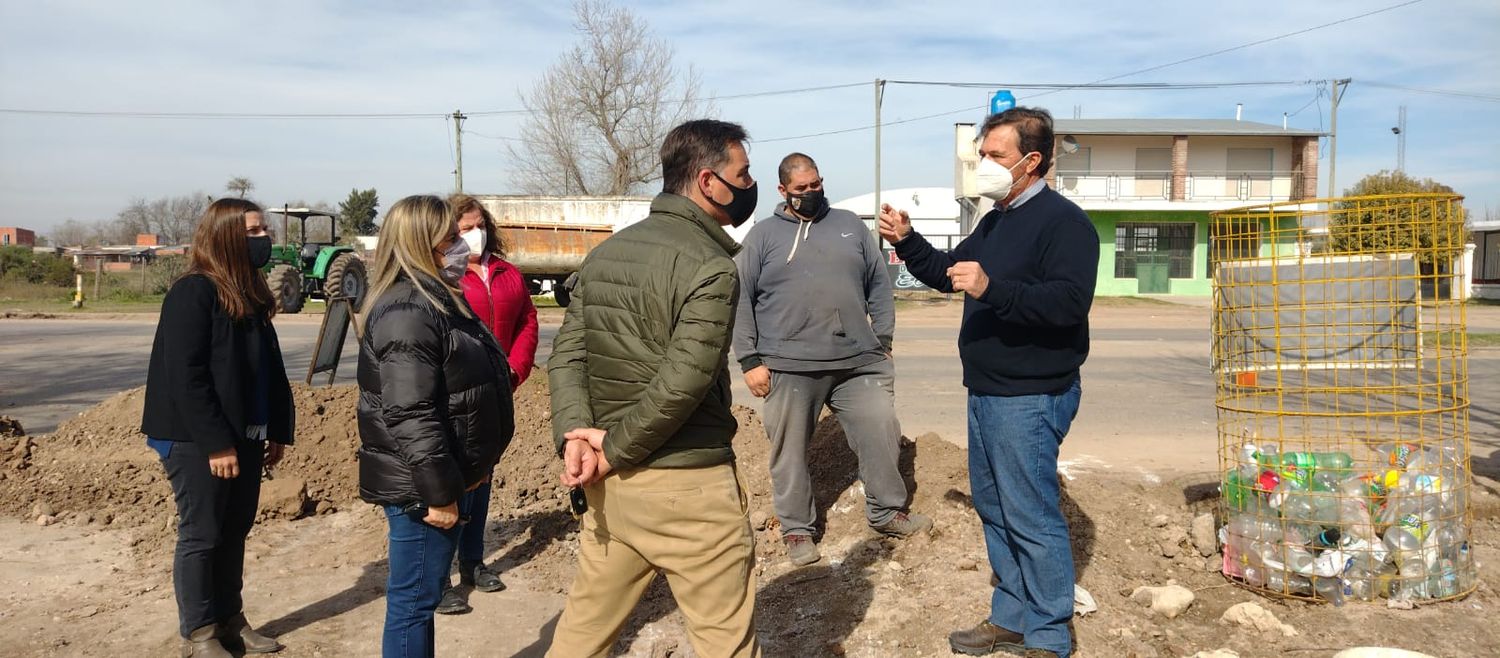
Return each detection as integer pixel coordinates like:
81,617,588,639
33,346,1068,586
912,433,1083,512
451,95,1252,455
436,194,539,614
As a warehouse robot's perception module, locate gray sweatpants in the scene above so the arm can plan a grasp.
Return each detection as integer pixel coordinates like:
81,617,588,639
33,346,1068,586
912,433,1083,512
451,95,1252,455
761,357,907,537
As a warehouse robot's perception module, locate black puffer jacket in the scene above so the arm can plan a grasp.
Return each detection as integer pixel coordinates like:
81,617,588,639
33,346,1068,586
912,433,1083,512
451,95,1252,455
356,274,514,508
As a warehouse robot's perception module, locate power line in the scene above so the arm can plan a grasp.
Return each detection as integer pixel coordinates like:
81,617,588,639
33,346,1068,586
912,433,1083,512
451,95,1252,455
758,81,1320,144
0,82,871,120
1074,0,1424,86
462,128,522,142
760,0,1426,143
1361,81,1500,103
0,108,450,120
884,80,1316,90
1287,84,1324,118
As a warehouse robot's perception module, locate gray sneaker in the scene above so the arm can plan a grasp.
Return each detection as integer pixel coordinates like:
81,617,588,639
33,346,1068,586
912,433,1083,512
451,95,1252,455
871,511,933,538
784,534,821,566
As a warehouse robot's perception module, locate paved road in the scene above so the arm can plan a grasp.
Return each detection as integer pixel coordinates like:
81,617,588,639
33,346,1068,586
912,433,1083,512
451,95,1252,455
3,304,1498,482
0,314,564,436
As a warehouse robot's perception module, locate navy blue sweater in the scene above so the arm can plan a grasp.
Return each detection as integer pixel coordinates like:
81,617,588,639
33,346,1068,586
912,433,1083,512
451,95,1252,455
894,185,1098,396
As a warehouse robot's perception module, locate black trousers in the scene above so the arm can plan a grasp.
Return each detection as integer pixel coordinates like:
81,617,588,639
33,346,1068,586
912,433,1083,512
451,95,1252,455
161,439,265,637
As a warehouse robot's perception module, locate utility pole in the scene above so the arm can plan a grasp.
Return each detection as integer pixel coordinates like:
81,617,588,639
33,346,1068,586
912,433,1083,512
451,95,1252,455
873,79,886,247
452,110,467,193
1326,78,1351,200
1394,105,1407,173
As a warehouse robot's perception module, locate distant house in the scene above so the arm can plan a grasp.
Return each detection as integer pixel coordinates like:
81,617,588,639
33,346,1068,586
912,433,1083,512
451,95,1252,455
1,227,37,248
69,246,155,272
1473,218,1500,300
834,118,1325,297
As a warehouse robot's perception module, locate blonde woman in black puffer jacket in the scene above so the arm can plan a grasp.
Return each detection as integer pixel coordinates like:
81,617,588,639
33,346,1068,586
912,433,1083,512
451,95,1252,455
355,194,513,658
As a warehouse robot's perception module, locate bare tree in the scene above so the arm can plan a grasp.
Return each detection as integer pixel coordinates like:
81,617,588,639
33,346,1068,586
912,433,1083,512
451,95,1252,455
50,219,94,247
112,198,154,244
508,0,711,195
226,177,255,198
160,194,208,244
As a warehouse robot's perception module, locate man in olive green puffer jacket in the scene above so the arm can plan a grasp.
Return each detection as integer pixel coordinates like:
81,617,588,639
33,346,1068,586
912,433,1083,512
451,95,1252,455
545,119,762,658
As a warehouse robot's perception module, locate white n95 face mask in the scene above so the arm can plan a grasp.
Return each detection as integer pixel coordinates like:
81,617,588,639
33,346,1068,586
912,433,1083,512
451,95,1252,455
460,227,487,256
974,154,1035,201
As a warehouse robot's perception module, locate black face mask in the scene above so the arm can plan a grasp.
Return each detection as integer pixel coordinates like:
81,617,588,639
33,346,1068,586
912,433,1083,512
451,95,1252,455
709,171,759,227
248,235,272,268
787,189,827,219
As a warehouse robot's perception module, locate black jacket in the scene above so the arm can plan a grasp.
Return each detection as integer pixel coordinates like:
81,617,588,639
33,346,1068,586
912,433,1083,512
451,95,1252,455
357,274,514,508
141,274,295,452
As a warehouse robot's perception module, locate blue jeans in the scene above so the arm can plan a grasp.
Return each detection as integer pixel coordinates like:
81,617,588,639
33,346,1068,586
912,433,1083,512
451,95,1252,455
456,482,490,564
967,380,1081,658
382,503,464,658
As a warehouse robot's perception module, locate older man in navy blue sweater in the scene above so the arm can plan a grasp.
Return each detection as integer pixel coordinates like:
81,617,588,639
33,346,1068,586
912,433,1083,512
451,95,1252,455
879,107,1097,658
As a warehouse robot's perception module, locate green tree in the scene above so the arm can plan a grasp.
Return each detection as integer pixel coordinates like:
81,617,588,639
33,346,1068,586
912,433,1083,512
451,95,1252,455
226,177,255,198
1328,170,1467,268
0,246,75,286
338,188,380,239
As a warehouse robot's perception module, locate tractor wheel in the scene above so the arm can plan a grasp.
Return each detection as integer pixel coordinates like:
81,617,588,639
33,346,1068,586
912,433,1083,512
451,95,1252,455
267,264,305,314
324,253,368,308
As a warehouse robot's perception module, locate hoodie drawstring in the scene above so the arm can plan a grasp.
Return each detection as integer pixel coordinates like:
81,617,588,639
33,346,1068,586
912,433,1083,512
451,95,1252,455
785,218,813,263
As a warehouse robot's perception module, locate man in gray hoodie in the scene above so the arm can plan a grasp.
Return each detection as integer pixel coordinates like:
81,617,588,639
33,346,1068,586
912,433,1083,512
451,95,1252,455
734,152,932,566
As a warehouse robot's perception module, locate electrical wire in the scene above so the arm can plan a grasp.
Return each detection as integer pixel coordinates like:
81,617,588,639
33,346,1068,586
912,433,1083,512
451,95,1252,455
1361,81,1500,103
759,0,1427,143
461,128,522,142
0,82,871,120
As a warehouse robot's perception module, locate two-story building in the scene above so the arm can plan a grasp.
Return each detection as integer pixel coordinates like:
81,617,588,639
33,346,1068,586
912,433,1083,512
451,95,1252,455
834,118,1326,297
1049,119,1322,296
1,227,38,248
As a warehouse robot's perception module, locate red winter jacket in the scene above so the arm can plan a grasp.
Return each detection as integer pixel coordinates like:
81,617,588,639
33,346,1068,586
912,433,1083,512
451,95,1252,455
460,255,539,387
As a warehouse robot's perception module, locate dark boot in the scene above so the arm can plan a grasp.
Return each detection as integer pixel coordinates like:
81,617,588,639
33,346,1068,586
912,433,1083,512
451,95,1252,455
181,624,232,658
435,585,472,615
948,620,1025,656
460,560,506,593
220,613,284,654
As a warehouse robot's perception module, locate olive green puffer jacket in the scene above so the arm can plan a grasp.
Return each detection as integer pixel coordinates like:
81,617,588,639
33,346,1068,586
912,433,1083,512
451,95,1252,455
548,193,741,469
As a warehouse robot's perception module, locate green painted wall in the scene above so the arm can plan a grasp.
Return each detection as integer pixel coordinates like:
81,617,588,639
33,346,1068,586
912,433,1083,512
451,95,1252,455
1089,209,1214,296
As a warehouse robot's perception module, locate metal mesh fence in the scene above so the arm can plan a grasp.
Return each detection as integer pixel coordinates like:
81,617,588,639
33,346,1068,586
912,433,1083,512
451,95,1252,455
1212,193,1475,603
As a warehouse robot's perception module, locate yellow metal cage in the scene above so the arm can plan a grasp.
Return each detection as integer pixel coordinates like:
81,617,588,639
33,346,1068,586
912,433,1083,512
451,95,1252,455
1211,193,1474,603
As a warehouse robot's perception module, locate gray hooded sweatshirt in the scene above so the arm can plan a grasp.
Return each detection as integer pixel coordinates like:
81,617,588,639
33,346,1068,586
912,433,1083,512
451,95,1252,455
733,202,894,373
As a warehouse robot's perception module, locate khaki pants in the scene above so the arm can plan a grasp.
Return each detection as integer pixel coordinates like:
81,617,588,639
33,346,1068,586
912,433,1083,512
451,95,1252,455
546,462,760,658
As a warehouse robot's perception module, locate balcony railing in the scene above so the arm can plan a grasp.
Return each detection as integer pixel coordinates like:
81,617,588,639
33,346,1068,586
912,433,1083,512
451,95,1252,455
1055,170,1303,202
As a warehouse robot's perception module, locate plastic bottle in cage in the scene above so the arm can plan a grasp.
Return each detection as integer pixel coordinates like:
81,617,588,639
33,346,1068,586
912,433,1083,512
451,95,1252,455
1312,451,1354,474
1312,575,1345,605
1222,469,1258,512
1379,443,1419,469
1431,559,1459,598
1382,514,1428,567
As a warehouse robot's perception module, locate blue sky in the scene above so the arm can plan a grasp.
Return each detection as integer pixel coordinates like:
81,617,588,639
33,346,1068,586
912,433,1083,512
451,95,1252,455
2,0,1497,234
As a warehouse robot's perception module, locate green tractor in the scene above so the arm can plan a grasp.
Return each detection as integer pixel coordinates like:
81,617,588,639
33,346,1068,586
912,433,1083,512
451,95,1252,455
262,206,367,313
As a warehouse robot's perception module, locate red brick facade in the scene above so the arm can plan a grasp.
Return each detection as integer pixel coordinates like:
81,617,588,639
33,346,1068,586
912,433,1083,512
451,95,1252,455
0,227,36,247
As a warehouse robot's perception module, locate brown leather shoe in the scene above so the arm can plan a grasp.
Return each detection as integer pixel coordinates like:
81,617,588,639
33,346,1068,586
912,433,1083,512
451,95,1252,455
948,620,1025,656
220,613,284,654
181,624,232,658
1023,649,1060,658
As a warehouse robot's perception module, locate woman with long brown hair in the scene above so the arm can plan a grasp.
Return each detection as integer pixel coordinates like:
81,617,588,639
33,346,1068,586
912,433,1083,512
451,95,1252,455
142,197,295,658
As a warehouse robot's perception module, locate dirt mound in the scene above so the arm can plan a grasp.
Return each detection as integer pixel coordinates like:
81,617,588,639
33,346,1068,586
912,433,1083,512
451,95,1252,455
0,416,23,438
6,378,1500,657
0,377,573,553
